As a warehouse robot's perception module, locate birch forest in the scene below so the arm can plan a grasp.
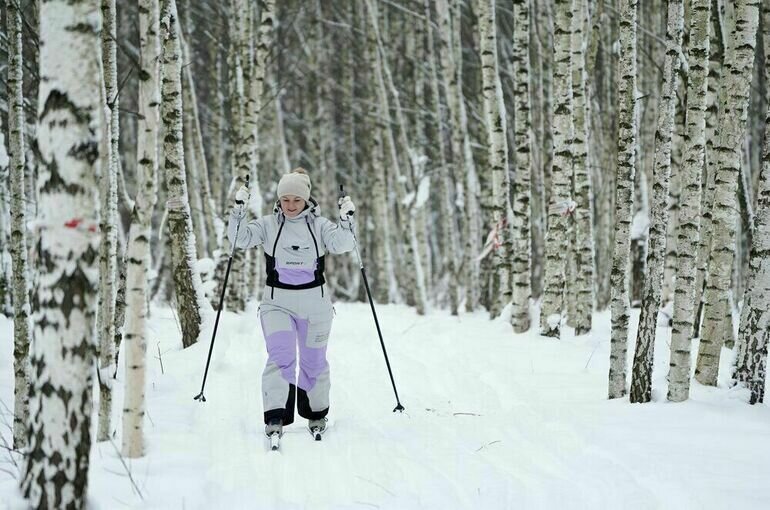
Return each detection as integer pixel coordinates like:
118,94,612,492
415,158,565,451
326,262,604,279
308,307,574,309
1,0,769,508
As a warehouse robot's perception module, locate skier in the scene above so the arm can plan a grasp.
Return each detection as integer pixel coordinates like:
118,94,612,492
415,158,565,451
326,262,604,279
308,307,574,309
228,168,356,447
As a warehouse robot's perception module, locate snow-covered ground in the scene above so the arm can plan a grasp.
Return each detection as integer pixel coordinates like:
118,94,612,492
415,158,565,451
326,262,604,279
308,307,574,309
2,300,769,509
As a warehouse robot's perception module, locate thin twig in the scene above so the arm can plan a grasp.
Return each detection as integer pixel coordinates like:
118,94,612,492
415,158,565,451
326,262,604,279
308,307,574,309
475,440,501,452
108,439,145,501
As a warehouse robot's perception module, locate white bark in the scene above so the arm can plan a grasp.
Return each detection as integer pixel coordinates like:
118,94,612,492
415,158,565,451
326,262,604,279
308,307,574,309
510,0,533,333
630,0,684,403
122,0,161,459
667,0,711,403
430,0,461,315
97,0,119,443
571,0,594,335
608,0,638,399
540,0,575,338
19,0,102,506
161,0,206,348
6,0,32,450
477,0,513,318
731,93,770,404
696,0,759,386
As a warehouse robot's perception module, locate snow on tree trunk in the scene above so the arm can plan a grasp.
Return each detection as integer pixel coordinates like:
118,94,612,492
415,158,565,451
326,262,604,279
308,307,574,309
731,94,770,404
96,0,119,443
509,0,533,333
19,0,103,506
122,0,161,459
423,0,459,315
6,0,32,450
667,0,710,403
696,0,759,387
365,0,422,312
477,0,513,318
571,0,594,335
630,0,684,404
363,6,394,304
540,0,575,338
608,0,638,400
160,0,205,348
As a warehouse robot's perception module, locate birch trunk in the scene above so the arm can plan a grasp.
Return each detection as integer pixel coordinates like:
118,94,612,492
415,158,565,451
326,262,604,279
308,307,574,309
122,0,160,459
0,131,9,318
696,0,759,386
363,11,394,303
667,0,711,403
608,0,638,399
510,0,533,332
629,0,684,403
161,0,205,348
571,0,594,335
731,94,770,404
694,0,725,334
6,0,32,449
540,0,575,338
96,0,119,443
423,0,459,314
477,0,513,318
365,0,421,310
19,0,102,505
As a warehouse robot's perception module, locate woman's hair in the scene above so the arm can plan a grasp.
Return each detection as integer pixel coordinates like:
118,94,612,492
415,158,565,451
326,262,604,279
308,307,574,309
291,167,307,175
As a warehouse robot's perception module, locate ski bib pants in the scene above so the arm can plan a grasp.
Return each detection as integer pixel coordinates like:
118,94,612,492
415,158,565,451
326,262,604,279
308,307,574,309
227,199,354,425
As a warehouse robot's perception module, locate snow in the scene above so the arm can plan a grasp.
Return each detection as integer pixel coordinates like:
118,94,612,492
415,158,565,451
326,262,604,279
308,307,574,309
631,211,650,241
2,303,770,509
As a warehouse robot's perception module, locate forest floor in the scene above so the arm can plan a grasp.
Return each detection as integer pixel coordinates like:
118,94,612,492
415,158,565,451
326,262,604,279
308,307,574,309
2,299,770,509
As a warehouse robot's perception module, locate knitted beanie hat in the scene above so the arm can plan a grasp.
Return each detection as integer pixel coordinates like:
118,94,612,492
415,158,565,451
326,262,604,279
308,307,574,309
277,168,311,201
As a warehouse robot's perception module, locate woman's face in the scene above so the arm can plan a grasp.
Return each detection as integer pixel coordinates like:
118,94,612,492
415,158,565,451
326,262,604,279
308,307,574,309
280,195,306,218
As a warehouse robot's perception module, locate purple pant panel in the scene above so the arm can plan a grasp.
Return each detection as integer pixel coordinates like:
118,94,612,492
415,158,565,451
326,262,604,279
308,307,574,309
261,314,328,392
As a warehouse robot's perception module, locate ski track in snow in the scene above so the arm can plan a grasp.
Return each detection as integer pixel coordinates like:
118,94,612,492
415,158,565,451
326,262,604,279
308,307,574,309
2,302,770,509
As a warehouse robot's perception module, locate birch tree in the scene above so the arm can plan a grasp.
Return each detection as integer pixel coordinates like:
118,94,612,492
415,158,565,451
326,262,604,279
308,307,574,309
96,0,119,443
6,0,32,449
696,0,759,386
122,0,161,459
19,0,103,506
540,0,575,337
161,0,206,348
510,0,533,333
629,0,684,403
608,0,638,399
668,0,711,403
477,0,513,318
570,0,593,335
731,95,770,404
0,130,9,318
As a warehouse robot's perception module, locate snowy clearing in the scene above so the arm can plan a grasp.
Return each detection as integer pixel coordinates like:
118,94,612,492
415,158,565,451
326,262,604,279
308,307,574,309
2,302,769,509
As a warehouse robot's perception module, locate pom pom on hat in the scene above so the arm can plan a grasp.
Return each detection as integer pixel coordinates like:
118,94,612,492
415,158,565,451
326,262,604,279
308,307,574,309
277,168,311,201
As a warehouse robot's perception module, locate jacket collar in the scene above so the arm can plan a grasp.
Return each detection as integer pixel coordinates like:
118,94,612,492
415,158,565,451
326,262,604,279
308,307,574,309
273,197,321,224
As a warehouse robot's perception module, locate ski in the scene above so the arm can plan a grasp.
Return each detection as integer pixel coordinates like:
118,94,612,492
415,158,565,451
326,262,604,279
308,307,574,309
309,427,324,441
268,432,281,451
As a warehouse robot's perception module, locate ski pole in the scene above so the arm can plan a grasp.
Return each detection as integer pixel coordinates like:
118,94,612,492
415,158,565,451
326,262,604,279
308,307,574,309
339,185,405,413
194,175,249,402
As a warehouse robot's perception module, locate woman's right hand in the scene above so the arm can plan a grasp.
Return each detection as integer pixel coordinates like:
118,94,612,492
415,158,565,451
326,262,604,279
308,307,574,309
232,185,250,219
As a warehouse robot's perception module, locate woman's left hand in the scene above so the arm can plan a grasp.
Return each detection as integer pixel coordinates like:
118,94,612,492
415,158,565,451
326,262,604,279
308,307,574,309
338,196,355,220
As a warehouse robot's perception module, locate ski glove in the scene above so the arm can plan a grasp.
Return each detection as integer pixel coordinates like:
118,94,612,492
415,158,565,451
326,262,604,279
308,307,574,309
232,185,250,220
338,196,355,221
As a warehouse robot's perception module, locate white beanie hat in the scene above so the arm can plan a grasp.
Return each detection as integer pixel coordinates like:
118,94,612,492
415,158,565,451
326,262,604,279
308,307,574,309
277,168,311,201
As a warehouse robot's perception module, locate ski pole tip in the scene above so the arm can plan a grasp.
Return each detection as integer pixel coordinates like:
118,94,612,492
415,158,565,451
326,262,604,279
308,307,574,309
193,393,206,403
393,403,405,413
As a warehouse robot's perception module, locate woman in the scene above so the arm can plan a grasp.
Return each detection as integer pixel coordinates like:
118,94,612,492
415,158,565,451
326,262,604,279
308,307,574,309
228,168,356,441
